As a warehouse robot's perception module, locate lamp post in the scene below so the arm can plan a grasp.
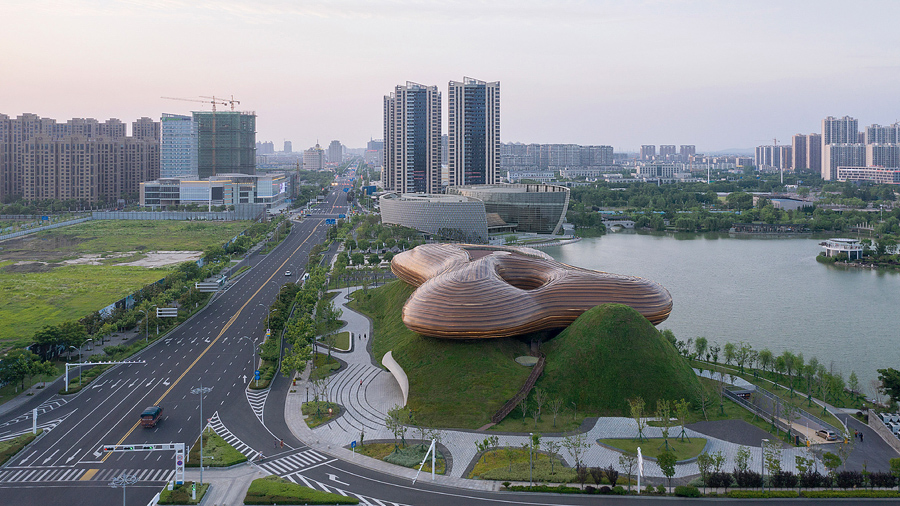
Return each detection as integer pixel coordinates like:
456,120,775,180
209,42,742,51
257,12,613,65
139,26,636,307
191,385,213,493
761,438,769,492
240,336,257,387
109,474,138,506
529,432,534,486
258,303,271,331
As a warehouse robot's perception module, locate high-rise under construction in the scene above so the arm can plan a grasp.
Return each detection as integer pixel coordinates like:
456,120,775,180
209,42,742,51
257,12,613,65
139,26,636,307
192,111,256,178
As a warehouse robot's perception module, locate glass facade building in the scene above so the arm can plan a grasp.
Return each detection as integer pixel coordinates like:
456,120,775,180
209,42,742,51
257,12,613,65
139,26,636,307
448,78,500,187
448,184,570,234
160,113,197,178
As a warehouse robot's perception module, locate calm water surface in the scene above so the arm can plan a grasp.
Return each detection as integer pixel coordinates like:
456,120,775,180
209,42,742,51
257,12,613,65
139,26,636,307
543,232,900,394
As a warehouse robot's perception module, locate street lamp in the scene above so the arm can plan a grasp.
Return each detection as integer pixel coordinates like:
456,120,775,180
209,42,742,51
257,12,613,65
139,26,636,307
138,308,155,343
761,438,769,492
529,432,534,486
240,336,257,388
258,303,271,331
109,474,138,506
191,385,213,493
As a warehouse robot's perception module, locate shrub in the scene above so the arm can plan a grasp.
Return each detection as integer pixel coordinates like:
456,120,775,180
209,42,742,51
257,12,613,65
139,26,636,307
612,485,626,495
583,485,595,494
734,469,763,488
675,485,701,497
707,471,733,489
727,490,798,498
836,470,864,489
771,470,798,488
643,485,654,495
604,464,619,487
802,490,900,498
869,471,898,488
800,470,830,488
655,484,666,495
589,467,604,485
599,486,612,494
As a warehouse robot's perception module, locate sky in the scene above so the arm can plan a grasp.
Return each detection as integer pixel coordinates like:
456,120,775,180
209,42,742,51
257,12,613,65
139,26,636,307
3,0,900,152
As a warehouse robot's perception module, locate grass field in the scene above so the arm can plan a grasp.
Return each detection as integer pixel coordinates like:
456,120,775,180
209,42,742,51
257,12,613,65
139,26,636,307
245,476,358,505
468,447,574,482
0,262,169,348
0,220,251,349
187,429,247,467
0,430,41,466
15,220,250,255
354,443,445,474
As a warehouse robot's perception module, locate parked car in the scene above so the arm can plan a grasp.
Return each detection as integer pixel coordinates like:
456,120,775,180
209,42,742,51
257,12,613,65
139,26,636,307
816,429,838,441
140,406,163,428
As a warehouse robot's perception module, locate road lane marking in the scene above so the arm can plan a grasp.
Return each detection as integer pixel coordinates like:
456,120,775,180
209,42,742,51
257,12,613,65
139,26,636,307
102,224,322,462
79,469,98,481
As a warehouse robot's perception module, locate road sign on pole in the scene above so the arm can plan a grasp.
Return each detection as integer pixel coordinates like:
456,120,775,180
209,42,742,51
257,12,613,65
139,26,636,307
157,307,178,318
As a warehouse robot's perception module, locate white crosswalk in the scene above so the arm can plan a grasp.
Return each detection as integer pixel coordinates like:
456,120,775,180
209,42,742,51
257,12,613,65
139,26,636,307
246,387,268,424
205,411,259,459
258,449,332,477
288,474,409,506
0,467,173,483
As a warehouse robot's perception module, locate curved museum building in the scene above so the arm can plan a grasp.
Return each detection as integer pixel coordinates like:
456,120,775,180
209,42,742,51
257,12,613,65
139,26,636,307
379,193,489,243
447,184,570,235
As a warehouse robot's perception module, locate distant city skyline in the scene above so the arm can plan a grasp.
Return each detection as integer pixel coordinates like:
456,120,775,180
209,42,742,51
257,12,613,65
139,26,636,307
3,1,900,151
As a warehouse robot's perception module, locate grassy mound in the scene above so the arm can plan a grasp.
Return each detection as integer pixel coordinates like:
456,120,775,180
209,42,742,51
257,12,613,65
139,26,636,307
351,281,531,429
537,304,700,416
245,476,358,505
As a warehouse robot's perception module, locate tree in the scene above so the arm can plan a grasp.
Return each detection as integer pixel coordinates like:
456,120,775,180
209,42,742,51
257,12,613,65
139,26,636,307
758,348,774,373
694,337,708,362
34,360,57,387
723,342,736,366
561,433,589,475
533,388,546,422
281,344,311,378
0,349,40,389
675,398,691,441
656,399,673,450
736,342,753,374
549,397,563,428
890,458,900,492
629,397,647,442
619,453,637,492
823,452,842,487
657,450,677,491
697,452,713,493
848,371,860,400
367,253,380,265
385,405,410,450
545,440,561,475
878,368,900,405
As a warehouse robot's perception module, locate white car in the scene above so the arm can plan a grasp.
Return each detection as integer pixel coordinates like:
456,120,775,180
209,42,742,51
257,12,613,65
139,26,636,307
284,270,292,276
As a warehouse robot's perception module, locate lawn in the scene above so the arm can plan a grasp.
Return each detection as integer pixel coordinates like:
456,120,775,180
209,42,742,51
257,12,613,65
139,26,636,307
0,430,41,466
245,476,358,505
0,262,169,349
24,220,250,254
158,482,209,505
468,447,575,482
597,437,707,461
354,442,445,474
302,401,341,428
187,429,247,467
350,281,531,429
333,331,350,351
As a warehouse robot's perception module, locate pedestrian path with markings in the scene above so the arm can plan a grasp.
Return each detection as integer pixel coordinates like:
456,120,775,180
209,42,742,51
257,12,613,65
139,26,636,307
287,474,409,506
206,411,259,460
257,449,331,478
0,466,173,483
245,387,268,424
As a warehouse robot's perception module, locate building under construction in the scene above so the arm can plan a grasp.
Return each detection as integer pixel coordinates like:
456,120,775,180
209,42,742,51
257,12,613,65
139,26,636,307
192,111,256,178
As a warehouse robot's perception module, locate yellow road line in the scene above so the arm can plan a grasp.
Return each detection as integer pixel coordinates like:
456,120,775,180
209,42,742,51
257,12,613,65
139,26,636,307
101,224,320,462
79,468,98,481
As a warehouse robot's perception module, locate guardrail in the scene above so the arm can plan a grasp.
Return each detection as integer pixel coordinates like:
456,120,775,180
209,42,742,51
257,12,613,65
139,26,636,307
0,217,92,242
491,353,545,424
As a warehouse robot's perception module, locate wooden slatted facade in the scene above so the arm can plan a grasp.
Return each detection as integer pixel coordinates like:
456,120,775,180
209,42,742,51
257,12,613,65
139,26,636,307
391,243,673,339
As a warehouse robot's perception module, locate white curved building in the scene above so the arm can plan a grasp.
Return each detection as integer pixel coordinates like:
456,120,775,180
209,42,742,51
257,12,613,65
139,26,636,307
379,192,488,243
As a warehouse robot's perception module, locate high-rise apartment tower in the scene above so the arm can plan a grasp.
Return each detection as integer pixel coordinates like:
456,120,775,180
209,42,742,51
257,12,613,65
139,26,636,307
383,82,442,193
447,77,500,187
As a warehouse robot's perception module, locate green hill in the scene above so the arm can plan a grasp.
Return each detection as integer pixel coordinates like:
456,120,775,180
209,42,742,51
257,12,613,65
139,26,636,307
351,281,531,429
537,303,700,416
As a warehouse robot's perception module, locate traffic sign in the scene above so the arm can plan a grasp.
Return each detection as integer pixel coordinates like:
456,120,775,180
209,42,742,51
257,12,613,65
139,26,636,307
255,370,261,380
350,441,356,449
157,307,178,318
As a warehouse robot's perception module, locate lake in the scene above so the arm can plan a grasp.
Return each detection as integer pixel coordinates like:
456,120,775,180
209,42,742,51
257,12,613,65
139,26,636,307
543,231,900,396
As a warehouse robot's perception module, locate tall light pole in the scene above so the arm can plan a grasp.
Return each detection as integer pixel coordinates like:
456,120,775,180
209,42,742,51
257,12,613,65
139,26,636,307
258,303,270,331
191,385,213,495
761,438,769,492
529,432,534,486
240,336,257,387
109,474,138,506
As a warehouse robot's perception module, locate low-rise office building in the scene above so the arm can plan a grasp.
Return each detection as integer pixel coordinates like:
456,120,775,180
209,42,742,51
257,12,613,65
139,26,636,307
139,172,289,209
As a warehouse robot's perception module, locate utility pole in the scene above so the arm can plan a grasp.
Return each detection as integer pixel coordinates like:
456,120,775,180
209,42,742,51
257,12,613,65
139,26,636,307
191,385,213,495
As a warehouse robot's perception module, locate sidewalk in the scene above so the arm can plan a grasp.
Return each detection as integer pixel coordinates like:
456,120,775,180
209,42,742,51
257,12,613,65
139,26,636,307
280,287,816,483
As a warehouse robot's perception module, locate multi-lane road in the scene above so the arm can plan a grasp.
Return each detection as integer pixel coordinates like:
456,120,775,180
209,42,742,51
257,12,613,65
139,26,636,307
0,181,872,505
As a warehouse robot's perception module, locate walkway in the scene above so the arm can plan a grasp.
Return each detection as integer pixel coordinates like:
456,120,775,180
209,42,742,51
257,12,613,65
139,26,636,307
281,287,820,483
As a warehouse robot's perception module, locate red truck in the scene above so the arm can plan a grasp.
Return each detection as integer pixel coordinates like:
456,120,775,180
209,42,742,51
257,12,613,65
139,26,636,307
140,406,163,428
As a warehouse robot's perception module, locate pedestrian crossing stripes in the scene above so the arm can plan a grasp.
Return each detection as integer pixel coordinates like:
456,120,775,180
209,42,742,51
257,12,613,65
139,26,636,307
206,411,258,459
258,449,331,476
287,474,409,506
0,467,173,483
246,387,268,424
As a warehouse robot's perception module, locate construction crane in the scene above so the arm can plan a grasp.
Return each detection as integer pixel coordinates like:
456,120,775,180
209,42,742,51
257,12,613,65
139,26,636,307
199,95,240,111
160,96,229,112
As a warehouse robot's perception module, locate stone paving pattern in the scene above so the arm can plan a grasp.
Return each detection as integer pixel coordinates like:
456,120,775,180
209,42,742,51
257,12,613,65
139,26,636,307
283,287,821,482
